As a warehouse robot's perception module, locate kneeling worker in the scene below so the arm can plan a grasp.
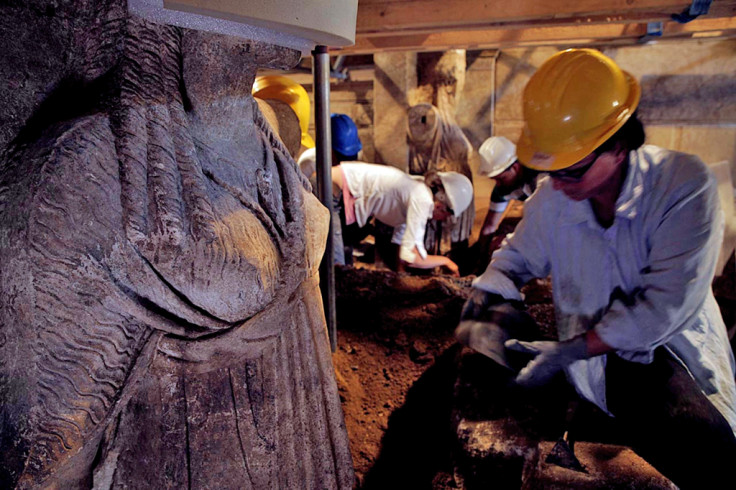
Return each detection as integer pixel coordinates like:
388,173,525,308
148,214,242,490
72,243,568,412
331,162,472,275
478,136,538,236
459,48,736,489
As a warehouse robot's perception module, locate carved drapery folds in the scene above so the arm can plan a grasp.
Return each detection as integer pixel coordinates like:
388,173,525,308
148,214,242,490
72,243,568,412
407,103,475,251
0,11,352,489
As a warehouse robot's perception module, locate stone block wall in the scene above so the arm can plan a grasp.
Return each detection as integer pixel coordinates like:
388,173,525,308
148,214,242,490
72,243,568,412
373,52,417,169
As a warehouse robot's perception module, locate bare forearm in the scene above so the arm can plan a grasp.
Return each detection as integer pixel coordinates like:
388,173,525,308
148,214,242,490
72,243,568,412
409,253,450,268
407,251,459,275
481,210,505,236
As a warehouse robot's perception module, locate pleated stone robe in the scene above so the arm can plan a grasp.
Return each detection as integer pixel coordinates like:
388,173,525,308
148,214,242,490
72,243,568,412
0,15,353,489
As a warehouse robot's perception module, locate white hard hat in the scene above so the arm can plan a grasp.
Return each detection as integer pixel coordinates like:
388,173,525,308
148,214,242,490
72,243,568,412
478,136,517,178
297,147,316,178
438,172,473,217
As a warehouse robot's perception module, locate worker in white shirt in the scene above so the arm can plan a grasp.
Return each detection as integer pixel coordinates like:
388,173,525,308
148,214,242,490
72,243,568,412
458,48,736,489
331,162,472,275
297,113,365,265
478,136,538,236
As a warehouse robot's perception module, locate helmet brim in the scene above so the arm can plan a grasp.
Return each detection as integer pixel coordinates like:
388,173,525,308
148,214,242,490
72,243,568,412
438,171,474,218
517,70,641,172
301,132,315,149
485,155,517,178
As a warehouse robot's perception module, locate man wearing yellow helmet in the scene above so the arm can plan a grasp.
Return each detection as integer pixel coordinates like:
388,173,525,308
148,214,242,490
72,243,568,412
459,48,736,488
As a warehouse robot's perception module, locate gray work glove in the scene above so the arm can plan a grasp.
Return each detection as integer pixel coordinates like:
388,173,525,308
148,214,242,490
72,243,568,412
457,290,537,370
455,320,513,369
504,337,588,387
460,289,506,321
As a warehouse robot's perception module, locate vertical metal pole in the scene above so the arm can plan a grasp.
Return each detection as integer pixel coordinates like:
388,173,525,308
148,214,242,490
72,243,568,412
313,45,337,352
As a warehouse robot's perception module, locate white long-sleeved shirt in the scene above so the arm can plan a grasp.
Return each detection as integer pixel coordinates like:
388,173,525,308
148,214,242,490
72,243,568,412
340,162,434,263
473,145,736,432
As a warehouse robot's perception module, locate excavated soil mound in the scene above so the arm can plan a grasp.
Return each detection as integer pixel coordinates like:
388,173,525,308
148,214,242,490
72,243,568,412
332,229,735,488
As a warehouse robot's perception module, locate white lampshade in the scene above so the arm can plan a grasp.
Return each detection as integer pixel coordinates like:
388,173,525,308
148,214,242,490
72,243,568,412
129,0,358,53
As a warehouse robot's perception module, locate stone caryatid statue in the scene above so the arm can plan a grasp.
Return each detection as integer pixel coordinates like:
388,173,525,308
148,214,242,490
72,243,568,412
407,103,475,252
0,11,352,489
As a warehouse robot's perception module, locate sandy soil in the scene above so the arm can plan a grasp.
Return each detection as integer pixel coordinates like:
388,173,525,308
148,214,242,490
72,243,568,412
333,329,458,488
331,269,557,488
329,208,530,488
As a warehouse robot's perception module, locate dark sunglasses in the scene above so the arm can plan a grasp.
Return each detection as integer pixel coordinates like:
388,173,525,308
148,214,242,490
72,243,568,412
547,148,604,181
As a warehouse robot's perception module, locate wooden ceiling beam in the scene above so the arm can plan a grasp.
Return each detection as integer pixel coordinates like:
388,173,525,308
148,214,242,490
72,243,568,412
360,8,736,39
333,16,736,55
356,0,736,35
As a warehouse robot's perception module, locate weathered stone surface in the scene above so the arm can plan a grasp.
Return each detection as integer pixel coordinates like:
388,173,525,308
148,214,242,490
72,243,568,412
326,81,375,162
456,50,495,154
256,98,302,158
493,47,557,124
451,348,571,489
407,103,475,249
605,41,736,173
414,50,467,114
455,417,539,489
373,51,416,168
522,442,676,489
638,74,736,124
645,124,736,171
0,7,352,489
0,0,127,150
407,103,473,180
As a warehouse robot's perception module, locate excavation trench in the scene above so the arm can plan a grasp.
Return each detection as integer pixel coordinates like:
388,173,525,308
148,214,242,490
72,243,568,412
332,245,736,489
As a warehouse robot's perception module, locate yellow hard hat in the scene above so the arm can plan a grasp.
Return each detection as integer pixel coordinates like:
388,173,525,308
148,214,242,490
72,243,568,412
516,49,641,171
253,75,315,148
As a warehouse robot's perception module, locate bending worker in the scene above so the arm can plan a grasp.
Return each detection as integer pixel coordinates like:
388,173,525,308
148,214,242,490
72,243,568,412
331,161,472,275
298,113,364,264
458,48,736,488
478,136,538,236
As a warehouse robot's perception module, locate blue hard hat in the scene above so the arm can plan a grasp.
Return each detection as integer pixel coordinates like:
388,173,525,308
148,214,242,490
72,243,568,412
331,113,362,156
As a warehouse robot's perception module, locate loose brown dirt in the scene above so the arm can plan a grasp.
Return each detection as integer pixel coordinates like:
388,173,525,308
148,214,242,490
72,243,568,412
331,204,736,488
329,210,532,488
331,265,557,488
332,266,471,488
333,329,458,487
